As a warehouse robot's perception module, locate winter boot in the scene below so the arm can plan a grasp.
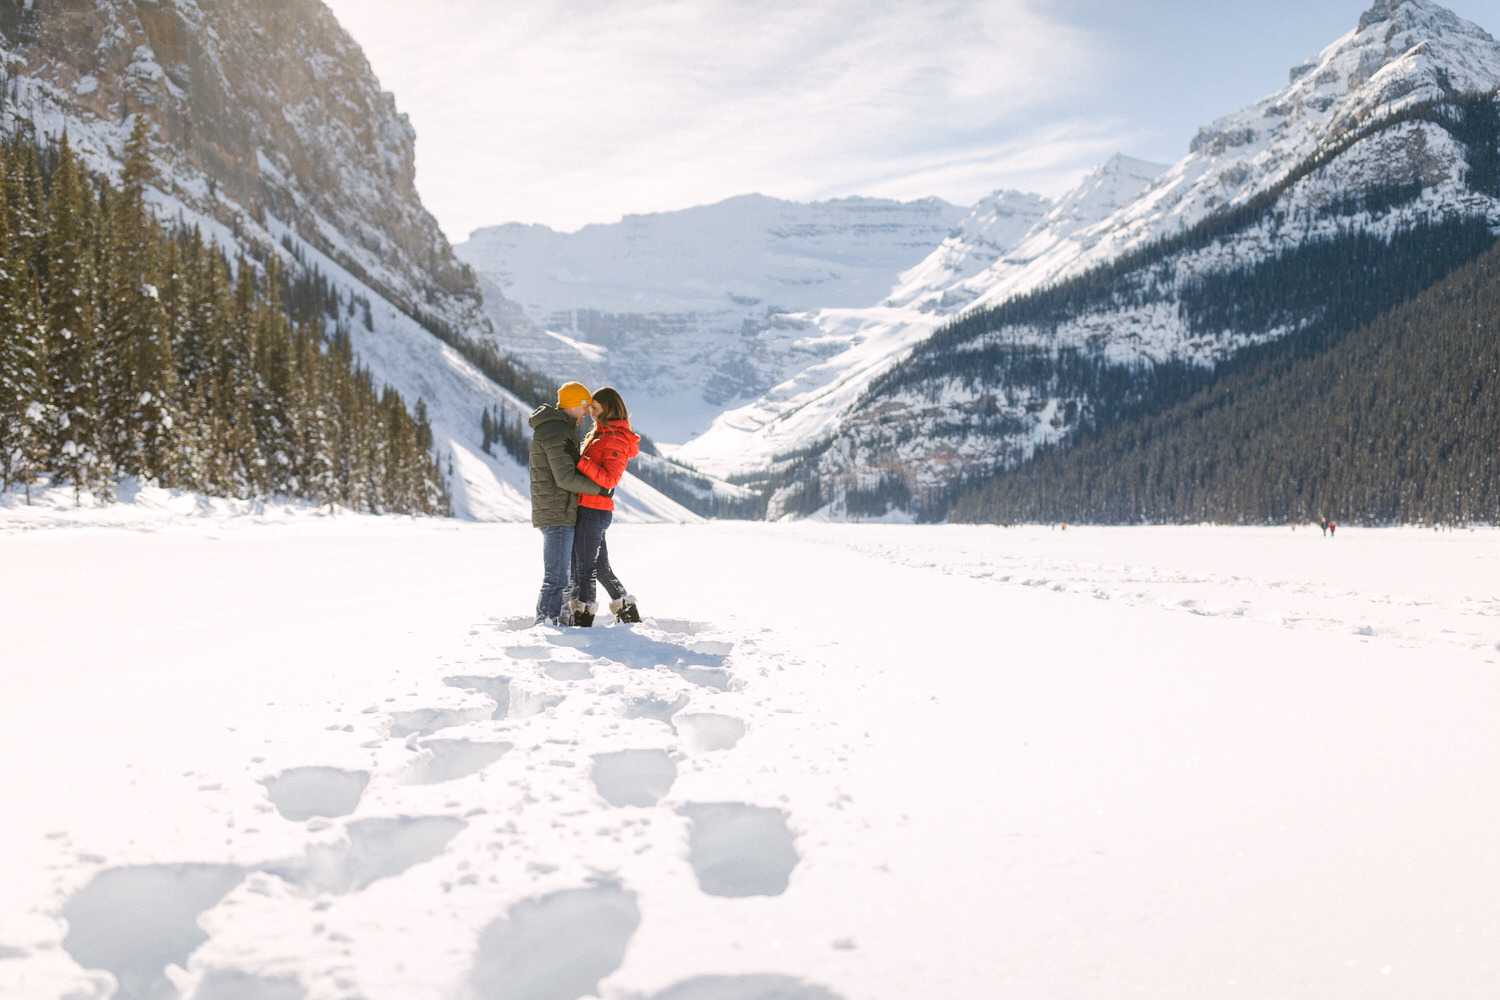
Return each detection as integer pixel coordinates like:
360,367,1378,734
569,599,596,627
610,595,642,624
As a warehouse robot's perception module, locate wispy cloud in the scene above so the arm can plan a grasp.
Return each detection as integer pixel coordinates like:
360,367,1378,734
326,0,1139,236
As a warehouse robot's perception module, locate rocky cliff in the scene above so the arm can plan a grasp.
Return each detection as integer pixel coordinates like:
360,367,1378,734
1,0,483,337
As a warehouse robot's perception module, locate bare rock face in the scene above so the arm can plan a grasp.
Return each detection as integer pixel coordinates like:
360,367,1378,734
1,0,484,337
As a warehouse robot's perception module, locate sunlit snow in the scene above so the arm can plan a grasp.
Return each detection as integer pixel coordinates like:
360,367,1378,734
3,491,1497,998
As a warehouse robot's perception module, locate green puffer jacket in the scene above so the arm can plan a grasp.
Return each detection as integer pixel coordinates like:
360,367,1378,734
528,404,604,526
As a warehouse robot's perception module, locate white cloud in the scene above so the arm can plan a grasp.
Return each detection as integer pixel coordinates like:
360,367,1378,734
324,0,1132,236
322,0,1500,236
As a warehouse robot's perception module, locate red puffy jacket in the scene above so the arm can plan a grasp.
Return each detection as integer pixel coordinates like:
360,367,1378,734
577,420,640,511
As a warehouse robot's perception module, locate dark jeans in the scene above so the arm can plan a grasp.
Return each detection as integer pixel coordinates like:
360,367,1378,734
568,505,626,607
535,524,575,624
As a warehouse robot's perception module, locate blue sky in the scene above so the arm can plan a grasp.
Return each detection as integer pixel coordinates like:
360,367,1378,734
320,0,1500,239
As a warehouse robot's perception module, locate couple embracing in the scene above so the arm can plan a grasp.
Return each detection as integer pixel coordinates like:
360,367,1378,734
528,381,642,627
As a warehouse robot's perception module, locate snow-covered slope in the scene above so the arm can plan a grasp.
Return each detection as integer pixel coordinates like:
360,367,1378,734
456,195,965,444
883,155,1171,315
0,0,692,522
677,0,1500,512
671,155,1168,478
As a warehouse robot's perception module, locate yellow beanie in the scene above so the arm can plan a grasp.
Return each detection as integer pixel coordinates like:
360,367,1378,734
557,381,592,408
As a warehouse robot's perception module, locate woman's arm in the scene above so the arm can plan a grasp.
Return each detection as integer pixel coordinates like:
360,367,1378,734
578,436,630,489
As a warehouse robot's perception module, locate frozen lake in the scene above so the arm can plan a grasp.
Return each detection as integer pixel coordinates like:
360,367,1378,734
2,497,1497,999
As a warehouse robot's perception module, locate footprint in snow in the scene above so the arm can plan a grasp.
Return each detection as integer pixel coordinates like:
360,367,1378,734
623,693,690,724
678,803,800,898
60,862,248,1000
262,767,369,821
387,706,491,738
543,660,594,681
671,663,733,690
59,820,468,996
503,644,552,660
590,749,677,807
398,739,513,785
192,969,305,999
674,713,745,753
567,629,729,675
547,630,597,650
506,686,566,718
466,883,640,1000
650,974,846,1000
261,815,467,895
444,674,511,719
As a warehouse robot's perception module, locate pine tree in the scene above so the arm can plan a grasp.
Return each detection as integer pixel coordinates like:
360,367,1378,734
98,116,176,482
0,145,46,491
0,128,448,513
41,134,103,494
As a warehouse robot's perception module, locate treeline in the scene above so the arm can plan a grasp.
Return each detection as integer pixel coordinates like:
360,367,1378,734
626,450,769,519
871,216,1495,427
0,121,448,514
950,235,1500,525
281,235,375,333
1178,217,1495,343
479,404,528,465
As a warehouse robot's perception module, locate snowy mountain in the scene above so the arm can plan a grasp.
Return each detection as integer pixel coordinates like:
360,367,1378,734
670,154,1169,479
0,0,694,522
882,155,1170,315
456,194,965,444
673,0,1500,518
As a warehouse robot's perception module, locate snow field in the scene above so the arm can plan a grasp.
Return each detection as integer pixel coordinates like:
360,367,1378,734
2,512,1499,998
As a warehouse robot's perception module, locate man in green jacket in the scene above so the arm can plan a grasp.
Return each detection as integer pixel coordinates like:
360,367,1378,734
530,381,608,625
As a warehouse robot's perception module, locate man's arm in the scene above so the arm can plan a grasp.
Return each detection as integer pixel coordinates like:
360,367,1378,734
541,429,604,494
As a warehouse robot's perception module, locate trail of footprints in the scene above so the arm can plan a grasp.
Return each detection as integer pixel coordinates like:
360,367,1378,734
53,615,838,1000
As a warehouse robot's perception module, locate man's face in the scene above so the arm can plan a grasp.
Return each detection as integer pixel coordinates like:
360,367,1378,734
561,403,591,421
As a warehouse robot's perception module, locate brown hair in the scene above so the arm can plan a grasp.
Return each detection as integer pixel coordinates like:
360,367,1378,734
583,386,629,450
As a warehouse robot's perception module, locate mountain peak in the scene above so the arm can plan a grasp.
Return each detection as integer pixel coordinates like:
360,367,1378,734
1356,0,1485,35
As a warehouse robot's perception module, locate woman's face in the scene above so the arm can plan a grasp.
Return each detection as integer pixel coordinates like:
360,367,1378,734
588,401,603,418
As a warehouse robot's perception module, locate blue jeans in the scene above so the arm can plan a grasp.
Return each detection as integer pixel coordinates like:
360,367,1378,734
568,505,626,607
535,525,575,624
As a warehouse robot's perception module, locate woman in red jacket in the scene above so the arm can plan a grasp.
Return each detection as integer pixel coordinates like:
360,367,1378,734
565,386,642,626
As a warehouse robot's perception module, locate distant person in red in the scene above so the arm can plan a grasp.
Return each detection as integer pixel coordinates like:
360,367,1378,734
564,386,642,626
1329,521,1337,537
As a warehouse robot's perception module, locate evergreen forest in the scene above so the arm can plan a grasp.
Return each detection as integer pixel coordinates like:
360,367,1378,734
949,235,1500,526
0,120,449,515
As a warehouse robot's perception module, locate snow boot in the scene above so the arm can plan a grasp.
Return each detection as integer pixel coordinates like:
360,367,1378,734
569,599,596,627
611,595,642,624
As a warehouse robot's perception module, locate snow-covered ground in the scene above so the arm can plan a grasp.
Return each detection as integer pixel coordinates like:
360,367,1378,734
3,497,1499,1000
